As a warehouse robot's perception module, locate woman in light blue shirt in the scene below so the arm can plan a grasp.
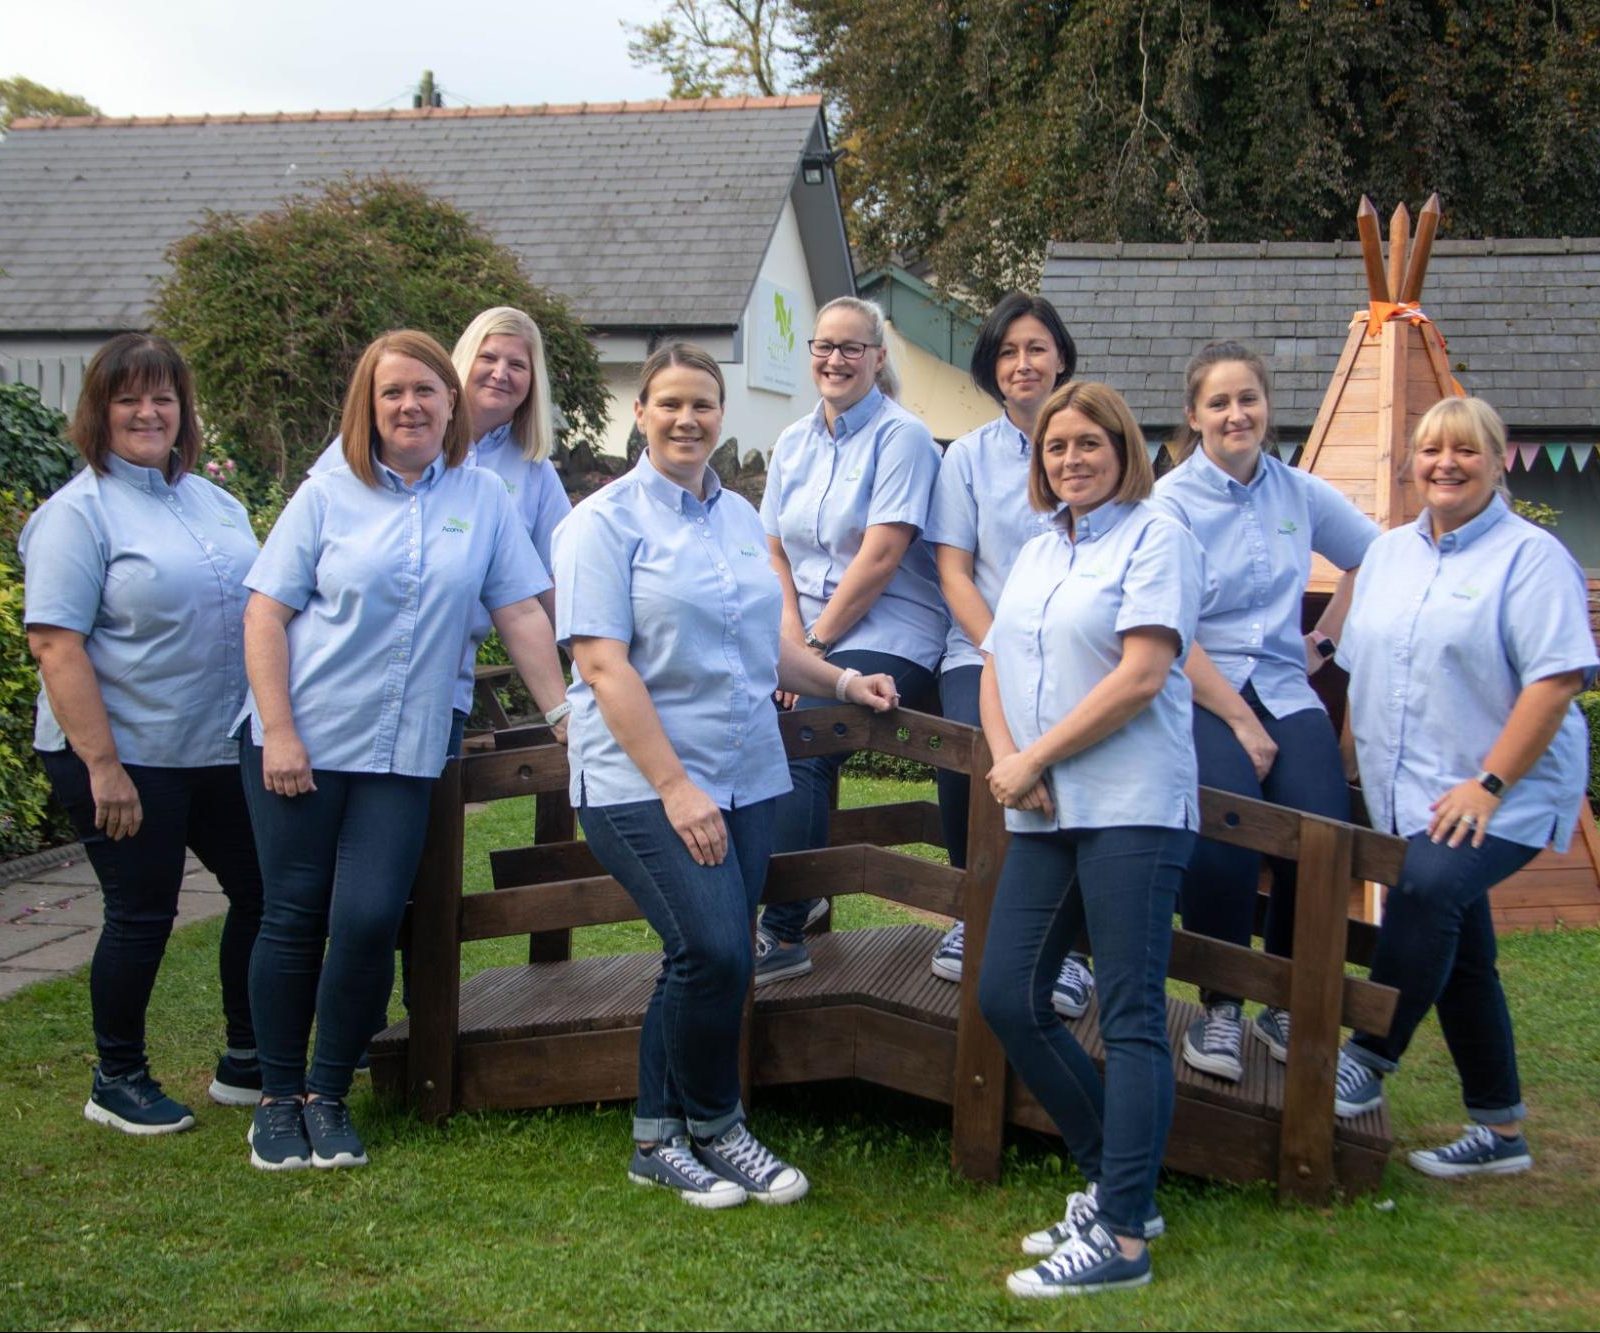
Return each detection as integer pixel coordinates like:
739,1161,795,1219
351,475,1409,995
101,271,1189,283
926,291,1095,1013
310,306,570,753
238,330,569,1173
757,296,948,980
1151,341,1378,1084
978,381,1203,1298
1333,397,1594,1179
555,343,898,1207
22,333,265,1135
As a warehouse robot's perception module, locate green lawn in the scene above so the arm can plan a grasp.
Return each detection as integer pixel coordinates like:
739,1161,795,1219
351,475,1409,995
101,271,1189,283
2,777,1597,1330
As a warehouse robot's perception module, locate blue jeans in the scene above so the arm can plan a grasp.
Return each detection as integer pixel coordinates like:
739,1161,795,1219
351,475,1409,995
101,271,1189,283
580,796,775,1141
39,749,263,1078
978,825,1193,1240
762,649,938,942
933,664,982,872
239,739,435,1099
1347,831,1537,1123
1183,684,1348,1003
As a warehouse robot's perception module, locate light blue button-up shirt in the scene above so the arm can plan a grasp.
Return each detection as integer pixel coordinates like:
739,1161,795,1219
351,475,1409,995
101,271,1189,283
21,454,258,767
927,413,1056,673
1152,449,1378,717
240,454,549,777
1340,497,1596,852
761,387,949,670
983,501,1205,834
554,450,792,810
311,425,566,711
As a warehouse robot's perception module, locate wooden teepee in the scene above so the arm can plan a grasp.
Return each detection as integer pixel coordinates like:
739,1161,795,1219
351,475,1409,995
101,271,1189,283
1298,194,1462,593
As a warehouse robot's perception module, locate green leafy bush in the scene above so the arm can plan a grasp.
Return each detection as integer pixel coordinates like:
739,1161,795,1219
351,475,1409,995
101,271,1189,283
152,175,608,483
1578,691,1600,806
0,489,62,856
0,382,78,499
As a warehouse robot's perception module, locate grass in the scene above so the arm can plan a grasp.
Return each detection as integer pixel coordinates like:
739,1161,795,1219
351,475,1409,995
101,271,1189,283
2,777,1598,1330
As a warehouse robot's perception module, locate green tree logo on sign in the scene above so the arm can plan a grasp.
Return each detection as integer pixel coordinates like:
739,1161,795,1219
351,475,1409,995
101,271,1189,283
773,290,795,351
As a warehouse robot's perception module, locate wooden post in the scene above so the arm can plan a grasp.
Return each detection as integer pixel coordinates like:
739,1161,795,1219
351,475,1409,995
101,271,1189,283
951,728,1009,1183
1386,201,1410,309
529,783,576,963
1374,307,1411,528
1400,193,1442,303
1356,196,1390,302
1277,814,1354,1202
408,758,464,1123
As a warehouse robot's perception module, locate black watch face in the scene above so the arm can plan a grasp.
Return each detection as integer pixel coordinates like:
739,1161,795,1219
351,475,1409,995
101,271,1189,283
1317,638,1337,658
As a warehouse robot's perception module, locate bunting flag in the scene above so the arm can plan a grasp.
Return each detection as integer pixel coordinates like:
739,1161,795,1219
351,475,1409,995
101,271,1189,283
1507,442,1598,472
1574,444,1595,472
1548,443,1570,473
1146,443,1161,463
1276,442,1299,462
1517,444,1541,472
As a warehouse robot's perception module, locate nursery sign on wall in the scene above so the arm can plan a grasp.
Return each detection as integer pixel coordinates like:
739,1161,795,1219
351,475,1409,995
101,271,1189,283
749,278,802,395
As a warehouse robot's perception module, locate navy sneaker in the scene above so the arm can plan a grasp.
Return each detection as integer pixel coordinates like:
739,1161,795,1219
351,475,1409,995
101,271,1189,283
1020,1183,1166,1255
1051,954,1096,1020
1253,1007,1291,1064
302,1096,368,1168
753,926,812,985
930,922,964,982
1182,1001,1244,1081
694,1121,809,1204
1334,1049,1385,1118
1008,1220,1152,1297
628,1136,746,1208
208,1053,263,1107
1407,1123,1532,1178
84,1067,195,1135
248,1098,311,1171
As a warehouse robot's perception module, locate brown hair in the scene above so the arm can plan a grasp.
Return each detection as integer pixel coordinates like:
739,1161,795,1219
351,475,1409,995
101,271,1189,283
340,330,470,486
1172,340,1273,461
638,342,726,405
69,333,202,479
1410,396,1512,500
1028,380,1152,513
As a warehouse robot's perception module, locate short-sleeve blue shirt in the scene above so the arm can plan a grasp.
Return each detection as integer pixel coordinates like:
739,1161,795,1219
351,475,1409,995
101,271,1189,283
760,387,948,670
1339,496,1597,851
926,413,1055,673
21,454,258,767
311,426,566,712
1152,449,1378,717
983,501,1205,834
240,454,549,777
553,450,791,809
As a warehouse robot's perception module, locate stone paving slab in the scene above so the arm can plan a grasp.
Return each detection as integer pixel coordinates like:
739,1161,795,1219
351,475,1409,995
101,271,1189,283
0,923,88,963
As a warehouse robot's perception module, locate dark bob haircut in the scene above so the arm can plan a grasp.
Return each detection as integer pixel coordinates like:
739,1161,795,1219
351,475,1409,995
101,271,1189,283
969,293,1077,407
68,333,203,479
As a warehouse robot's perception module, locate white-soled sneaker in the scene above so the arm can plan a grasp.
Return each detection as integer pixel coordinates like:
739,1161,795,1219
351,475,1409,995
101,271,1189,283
931,922,964,982
1008,1220,1151,1297
1051,954,1095,1019
1407,1123,1531,1178
1020,1182,1166,1255
694,1121,809,1205
1182,1001,1244,1081
629,1136,747,1208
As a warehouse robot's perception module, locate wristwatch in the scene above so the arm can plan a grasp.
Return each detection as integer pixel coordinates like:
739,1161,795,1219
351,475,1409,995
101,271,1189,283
804,628,832,653
1475,770,1505,797
1308,631,1336,660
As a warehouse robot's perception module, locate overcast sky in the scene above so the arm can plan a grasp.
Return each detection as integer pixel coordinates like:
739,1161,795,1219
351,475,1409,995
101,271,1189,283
8,0,680,118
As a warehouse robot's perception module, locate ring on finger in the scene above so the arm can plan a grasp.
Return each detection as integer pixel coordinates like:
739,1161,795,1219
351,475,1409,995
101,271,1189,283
1459,813,1477,828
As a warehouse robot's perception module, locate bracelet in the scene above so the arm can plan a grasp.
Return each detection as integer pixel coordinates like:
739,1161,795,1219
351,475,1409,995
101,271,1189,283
542,701,573,726
834,668,861,702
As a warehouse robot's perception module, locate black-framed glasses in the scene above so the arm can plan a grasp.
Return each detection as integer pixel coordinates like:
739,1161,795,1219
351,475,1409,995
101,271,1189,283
807,339,880,360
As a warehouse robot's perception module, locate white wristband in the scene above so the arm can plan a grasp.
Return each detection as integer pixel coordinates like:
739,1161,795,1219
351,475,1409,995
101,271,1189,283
542,700,573,726
834,668,861,702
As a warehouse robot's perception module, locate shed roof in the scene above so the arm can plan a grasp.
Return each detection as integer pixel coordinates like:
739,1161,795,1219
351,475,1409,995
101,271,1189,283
1041,238,1600,432
0,96,834,334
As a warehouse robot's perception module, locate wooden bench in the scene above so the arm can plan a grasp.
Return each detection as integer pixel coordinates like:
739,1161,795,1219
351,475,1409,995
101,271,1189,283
371,706,1405,1202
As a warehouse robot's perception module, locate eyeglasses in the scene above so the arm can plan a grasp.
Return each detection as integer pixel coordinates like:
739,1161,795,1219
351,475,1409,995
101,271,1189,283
807,339,880,361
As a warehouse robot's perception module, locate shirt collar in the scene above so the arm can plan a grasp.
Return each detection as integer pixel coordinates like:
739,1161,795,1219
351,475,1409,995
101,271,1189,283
1414,493,1509,553
635,447,723,513
813,385,885,442
993,412,1031,456
376,450,446,494
1190,446,1266,494
103,450,178,495
1057,498,1135,544
468,422,515,464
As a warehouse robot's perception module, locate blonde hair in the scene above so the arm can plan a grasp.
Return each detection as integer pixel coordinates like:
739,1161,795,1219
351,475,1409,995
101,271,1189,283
815,295,900,400
452,306,555,462
1028,381,1152,512
340,330,470,486
1410,396,1511,499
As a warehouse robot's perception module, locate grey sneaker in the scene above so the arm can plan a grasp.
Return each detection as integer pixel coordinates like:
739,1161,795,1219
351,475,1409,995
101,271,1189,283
753,925,812,985
1253,1007,1291,1063
1407,1124,1531,1178
1051,954,1096,1019
694,1122,809,1204
1334,1049,1384,1118
1007,1220,1152,1297
1182,1001,1244,1081
1020,1182,1165,1255
931,922,964,982
629,1136,747,1208
302,1096,368,1168
247,1097,311,1171
84,1066,195,1135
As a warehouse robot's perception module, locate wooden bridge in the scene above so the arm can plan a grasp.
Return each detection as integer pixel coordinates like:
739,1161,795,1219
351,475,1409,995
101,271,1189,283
371,707,1405,1203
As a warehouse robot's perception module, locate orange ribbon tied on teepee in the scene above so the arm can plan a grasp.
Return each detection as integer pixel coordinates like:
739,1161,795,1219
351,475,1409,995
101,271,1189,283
1366,300,1428,337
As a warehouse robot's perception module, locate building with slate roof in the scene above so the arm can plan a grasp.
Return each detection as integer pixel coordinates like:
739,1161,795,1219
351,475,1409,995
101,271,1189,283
1040,238,1600,565
0,96,853,459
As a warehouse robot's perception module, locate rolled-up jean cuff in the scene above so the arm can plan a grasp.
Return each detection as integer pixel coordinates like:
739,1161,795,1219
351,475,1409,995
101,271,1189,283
1343,1040,1398,1076
634,1115,689,1143
1470,1101,1527,1126
688,1101,745,1142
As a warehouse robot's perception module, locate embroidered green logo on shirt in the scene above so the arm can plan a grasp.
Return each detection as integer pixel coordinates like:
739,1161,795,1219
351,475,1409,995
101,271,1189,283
442,516,472,534
1277,519,1298,535
739,544,759,557
217,515,237,527
1450,583,1482,601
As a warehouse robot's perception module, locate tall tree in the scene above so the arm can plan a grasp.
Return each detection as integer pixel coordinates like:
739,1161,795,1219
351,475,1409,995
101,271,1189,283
625,0,802,97
0,75,98,131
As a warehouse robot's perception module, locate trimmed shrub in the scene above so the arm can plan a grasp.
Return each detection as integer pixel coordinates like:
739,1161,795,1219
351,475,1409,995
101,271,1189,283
1578,691,1600,806
0,382,77,499
0,489,61,856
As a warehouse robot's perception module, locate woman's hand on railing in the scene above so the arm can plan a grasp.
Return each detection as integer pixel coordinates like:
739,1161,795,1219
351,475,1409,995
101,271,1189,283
845,672,899,712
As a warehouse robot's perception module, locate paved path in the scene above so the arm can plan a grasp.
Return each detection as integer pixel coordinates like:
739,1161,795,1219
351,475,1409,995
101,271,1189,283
0,850,226,999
